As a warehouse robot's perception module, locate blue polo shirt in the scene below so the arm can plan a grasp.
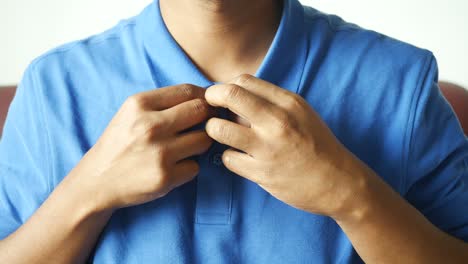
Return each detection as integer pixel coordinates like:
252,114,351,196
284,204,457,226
1,0,467,262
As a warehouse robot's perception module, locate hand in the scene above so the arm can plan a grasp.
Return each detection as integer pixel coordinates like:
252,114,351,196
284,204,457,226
204,75,370,219
70,84,215,212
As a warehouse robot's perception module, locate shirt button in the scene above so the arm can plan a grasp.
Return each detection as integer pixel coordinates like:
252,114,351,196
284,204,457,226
210,152,224,166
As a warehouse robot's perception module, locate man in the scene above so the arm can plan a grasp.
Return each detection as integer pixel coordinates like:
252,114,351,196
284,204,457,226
0,0,467,263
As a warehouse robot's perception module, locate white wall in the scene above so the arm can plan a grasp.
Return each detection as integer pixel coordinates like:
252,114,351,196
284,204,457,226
304,0,468,88
0,0,152,86
1,0,467,88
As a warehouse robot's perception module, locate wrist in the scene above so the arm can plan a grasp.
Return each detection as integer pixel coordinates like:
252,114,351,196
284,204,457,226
39,171,114,241
329,151,378,224
63,164,115,218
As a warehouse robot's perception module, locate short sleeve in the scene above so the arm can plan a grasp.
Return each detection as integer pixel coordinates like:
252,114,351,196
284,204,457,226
0,64,51,239
404,54,468,241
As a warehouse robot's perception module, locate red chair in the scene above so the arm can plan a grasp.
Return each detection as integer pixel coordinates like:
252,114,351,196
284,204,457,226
439,82,468,135
0,86,17,137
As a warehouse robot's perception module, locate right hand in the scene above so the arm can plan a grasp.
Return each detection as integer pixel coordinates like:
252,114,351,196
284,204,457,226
69,84,215,212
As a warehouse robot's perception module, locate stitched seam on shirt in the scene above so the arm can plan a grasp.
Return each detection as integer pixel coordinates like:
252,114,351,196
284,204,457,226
303,9,361,34
0,164,23,223
295,14,309,95
402,53,434,194
9,124,42,174
31,21,137,67
85,20,137,45
30,63,54,194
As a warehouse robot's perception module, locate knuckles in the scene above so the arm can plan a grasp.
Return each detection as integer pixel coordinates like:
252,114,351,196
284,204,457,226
147,152,172,190
205,118,221,137
179,83,201,98
154,170,172,189
130,116,156,140
147,173,171,194
272,110,292,132
154,144,171,164
283,94,306,111
232,74,254,87
129,114,167,143
214,121,230,140
125,94,149,113
223,84,243,102
190,98,209,115
206,119,234,143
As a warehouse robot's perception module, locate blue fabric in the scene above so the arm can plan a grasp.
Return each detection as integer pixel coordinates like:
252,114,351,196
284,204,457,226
1,0,467,262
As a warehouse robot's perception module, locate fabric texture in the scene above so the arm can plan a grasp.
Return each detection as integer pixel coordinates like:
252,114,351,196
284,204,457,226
0,0,467,263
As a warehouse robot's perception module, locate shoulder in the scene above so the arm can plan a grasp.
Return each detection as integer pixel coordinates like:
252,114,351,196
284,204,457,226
29,16,140,77
300,5,438,113
23,8,151,118
300,6,438,120
301,5,434,70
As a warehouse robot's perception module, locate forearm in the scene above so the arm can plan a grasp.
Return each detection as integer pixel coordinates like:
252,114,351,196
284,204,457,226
335,161,468,263
0,170,112,264
0,85,211,263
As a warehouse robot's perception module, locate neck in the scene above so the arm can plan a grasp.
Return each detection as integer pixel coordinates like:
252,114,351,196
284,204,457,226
159,0,282,83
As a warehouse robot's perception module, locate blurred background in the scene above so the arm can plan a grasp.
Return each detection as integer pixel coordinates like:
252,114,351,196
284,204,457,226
1,0,467,87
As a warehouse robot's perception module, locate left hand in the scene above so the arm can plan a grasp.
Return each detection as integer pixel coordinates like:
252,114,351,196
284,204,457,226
204,74,371,219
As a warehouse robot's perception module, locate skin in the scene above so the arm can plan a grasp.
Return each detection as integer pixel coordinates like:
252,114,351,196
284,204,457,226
0,85,216,263
159,0,282,82
0,0,467,263
205,75,468,263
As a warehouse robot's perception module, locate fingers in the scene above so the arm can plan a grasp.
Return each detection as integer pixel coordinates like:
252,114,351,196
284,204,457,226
205,83,281,128
230,74,308,114
222,149,260,183
160,98,215,133
228,74,292,106
169,130,213,161
205,118,256,155
132,84,207,111
171,159,200,187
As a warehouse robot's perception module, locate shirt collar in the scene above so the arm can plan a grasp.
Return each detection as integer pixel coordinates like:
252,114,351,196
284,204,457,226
136,0,307,93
